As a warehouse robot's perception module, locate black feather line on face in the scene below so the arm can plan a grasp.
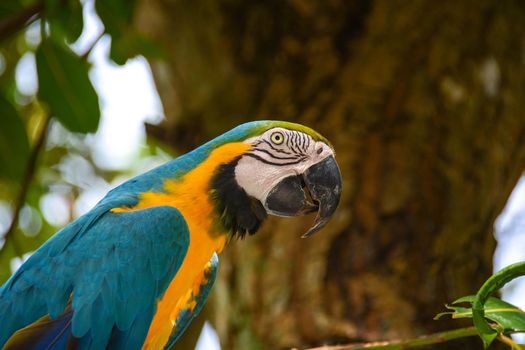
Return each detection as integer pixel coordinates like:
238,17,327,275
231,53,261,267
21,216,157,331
210,157,267,239
261,139,294,155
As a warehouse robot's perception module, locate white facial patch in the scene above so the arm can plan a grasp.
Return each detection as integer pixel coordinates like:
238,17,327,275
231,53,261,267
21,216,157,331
234,128,334,203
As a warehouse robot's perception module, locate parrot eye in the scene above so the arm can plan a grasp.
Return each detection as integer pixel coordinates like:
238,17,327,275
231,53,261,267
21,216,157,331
270,132,285,145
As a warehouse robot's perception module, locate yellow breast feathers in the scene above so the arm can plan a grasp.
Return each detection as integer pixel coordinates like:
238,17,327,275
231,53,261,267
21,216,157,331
113,142,250,349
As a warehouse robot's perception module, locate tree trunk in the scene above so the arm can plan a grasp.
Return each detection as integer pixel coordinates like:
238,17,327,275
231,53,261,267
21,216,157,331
136,1,525,348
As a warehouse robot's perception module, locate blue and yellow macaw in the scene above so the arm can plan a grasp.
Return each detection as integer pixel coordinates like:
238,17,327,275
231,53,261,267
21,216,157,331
0,121,342,349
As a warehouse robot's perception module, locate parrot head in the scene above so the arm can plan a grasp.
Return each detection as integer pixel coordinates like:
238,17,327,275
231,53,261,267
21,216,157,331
210,121,342,238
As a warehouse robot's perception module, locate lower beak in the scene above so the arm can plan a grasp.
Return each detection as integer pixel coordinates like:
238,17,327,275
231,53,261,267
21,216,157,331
264,156,342,237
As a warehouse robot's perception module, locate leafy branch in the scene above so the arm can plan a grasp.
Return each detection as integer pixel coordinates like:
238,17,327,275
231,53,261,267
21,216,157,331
0,0,162,261
307,262,525,350
1,27,100,251
472,262,525,347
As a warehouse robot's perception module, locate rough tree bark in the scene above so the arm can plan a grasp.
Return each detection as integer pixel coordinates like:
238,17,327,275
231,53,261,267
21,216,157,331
136,1,525,349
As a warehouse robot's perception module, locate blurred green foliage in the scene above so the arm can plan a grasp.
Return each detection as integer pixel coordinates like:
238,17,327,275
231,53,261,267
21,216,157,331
0,0,161,283
36,39,100,132
0,95,29,180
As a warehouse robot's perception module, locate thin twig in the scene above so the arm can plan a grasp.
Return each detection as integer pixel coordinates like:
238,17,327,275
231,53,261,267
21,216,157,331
497,333,525,350
40,13,46,39
80,30,105,61
3,115,52,256
304,326,479,350
0,0,44,43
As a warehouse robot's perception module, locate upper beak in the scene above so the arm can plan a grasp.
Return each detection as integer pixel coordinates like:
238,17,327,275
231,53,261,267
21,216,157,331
264,155,342,237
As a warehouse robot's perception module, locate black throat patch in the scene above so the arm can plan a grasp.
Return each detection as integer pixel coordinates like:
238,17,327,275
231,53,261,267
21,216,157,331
211,157,267,239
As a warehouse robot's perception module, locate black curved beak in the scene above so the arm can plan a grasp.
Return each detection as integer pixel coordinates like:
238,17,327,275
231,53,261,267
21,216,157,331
264,156,342,237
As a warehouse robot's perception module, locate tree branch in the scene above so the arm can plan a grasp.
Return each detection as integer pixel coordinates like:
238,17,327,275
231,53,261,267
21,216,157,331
2,115,51,256
0,0,44,43
304,327,479,350
80,30,105,61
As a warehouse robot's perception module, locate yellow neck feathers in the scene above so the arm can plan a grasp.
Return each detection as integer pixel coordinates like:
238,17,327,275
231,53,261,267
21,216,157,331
116,142,251,349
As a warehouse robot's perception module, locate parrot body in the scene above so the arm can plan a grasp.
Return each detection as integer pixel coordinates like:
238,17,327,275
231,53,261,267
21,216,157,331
0,121,342,349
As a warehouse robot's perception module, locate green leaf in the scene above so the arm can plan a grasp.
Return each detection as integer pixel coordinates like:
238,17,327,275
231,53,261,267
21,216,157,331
95,0,136,36
46,0,84,43
94,0,163,64
0,1,24,20
0,94,30,181
473,262,525,348
444,296,525,332
108,31,138,65
437,295,525,348
95,0,143,65
109,32,164,65
36,39,100,133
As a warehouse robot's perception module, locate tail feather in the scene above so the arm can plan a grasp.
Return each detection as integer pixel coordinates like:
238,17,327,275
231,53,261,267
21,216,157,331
3,306,74,350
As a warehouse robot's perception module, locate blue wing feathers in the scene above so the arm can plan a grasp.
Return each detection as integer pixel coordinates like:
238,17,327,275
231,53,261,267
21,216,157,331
3,306,73,350
0,201,189,349
107,301,156,350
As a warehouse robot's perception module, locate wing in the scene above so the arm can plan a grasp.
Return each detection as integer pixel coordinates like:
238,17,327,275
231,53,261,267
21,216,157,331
0,201,189,350
164,253,219,350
